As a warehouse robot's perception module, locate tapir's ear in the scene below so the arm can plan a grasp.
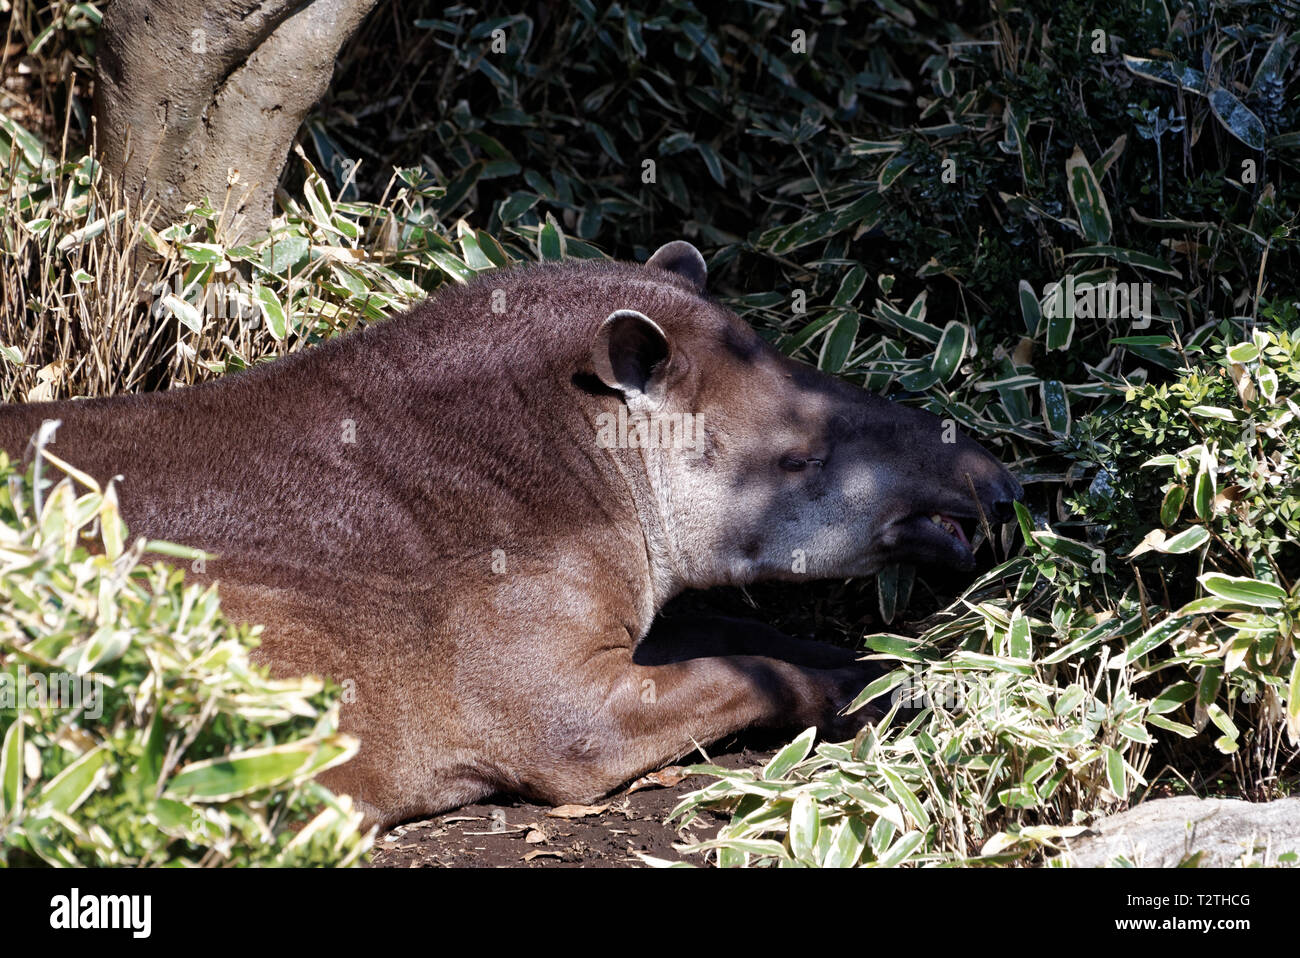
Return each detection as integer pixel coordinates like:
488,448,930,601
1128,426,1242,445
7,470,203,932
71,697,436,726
646,241,707,294
591,309,672,400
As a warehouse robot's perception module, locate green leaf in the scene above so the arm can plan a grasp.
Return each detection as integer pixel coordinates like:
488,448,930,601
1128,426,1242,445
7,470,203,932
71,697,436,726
1259,368,1279,403
259,234,309,274
254,284,288,340
709,838,789,860
1226,342,1259,363
162,295,203,335
1007,609,1031,660
457,231,496,271
1122,55,1208,94
1121,616,1182,664
1198,574,1287,609
789,792,820,863
878,562,901,625
695,143,726,186
429,250,475,284
848,668,908,713
1147,714,1197,738
877,152,913,191
1092,134,1127,180
762,727,816,780
1018,280,1041,335
822,817,866,868
0,111,53,172
1044,285,1075,352
1113,335,1174,347
498,191,539,223
437,161,484,216
1065,147,1111,244
37,746,109,815
879,766,928,828
1189,406,1238,422
165,737,355,802
538,214,565,261
1206,703,1239,751
1066,246,1181,278
0,718,23,817
1039,380,1071,436
1149,682,1196,715
1193,445,1216,520
873,300,942,344
931,321,969,381
1013,500,1035,544
624,15,646,57
1003,103,1040,187
878,830,924,867
820,312,859,373
1287,658,1300,743
1160,486,1187,527
833,266,868,308
1055,684,1087,716
1159,525,1209,554
1207,88,1266,151
1104,746,1126,800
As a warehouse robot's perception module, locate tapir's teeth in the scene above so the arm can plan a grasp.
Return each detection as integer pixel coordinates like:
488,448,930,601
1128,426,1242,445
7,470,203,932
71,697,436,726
930,514,957,536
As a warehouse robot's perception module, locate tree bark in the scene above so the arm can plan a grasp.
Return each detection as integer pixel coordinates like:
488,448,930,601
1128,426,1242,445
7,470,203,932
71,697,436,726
95,0,378,244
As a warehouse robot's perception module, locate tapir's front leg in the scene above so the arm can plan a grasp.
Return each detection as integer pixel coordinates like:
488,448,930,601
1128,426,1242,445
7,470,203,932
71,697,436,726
635,614,867,669
509,618,880,806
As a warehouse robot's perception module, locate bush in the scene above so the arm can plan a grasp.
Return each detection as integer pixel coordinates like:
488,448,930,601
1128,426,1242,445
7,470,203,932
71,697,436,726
663,323,1298,867
0,433,371,866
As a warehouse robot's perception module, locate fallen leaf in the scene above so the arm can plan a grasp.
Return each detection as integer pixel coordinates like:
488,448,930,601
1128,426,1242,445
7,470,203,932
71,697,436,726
523,849,563,862
1012,337,1034,367
26,361,65,402
626,766,691,793
525,829,547,844
547,803,609,819
1124,527,1166,558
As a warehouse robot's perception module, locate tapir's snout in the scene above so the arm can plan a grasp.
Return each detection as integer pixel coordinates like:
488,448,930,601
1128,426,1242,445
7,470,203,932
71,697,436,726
846,395,1024,571
960,437,1023,522
989,471,1024,522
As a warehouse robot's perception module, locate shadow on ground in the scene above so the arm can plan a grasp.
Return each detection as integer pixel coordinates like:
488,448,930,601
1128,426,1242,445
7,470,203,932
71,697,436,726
368,739,780,868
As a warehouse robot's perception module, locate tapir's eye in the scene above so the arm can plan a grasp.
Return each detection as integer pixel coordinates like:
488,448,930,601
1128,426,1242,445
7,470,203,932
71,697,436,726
779,454,824,472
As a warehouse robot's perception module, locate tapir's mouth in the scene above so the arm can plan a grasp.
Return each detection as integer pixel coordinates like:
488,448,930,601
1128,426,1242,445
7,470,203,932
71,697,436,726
886,510,980,569
929,513,972,550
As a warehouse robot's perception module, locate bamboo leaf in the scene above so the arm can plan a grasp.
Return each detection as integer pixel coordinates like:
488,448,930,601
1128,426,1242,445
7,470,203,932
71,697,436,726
1065,147,1111,244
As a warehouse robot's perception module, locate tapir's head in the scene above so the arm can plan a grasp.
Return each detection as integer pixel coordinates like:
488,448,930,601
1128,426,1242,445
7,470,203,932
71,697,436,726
588,240,1022,590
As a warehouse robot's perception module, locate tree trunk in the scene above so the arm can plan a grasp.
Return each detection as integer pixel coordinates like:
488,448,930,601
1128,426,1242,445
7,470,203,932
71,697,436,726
94,0,378,244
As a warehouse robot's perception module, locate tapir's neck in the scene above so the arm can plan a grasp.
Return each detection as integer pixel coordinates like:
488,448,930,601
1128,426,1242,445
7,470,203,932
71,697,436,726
593,444,679,634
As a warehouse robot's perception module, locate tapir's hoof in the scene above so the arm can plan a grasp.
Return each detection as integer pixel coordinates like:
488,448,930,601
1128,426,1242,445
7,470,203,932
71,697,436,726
816,664,886,741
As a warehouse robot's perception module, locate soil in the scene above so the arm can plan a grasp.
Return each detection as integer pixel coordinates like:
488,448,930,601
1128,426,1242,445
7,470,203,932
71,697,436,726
368,737,782,869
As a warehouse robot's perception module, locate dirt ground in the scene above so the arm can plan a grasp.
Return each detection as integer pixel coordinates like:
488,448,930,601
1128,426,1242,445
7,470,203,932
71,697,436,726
368,738,780,868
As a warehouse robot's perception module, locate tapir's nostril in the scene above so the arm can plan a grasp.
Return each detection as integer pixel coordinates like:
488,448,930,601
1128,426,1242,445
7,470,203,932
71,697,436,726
989,477,1023,522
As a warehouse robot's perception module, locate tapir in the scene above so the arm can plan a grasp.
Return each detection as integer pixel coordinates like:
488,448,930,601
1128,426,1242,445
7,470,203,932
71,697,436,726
0,241,1021,827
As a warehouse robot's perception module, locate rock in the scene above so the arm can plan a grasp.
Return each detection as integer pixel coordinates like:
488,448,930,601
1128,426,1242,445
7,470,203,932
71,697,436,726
1059,796,1300,867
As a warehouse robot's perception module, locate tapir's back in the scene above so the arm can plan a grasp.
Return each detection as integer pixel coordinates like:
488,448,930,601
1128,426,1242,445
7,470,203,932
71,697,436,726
0,261,694,588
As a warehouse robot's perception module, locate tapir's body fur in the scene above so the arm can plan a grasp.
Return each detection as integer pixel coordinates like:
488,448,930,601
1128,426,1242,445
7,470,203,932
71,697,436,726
0,244,1021,827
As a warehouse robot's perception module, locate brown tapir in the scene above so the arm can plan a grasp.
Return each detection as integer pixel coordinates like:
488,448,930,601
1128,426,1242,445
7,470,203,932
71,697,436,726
0,241,1021,827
